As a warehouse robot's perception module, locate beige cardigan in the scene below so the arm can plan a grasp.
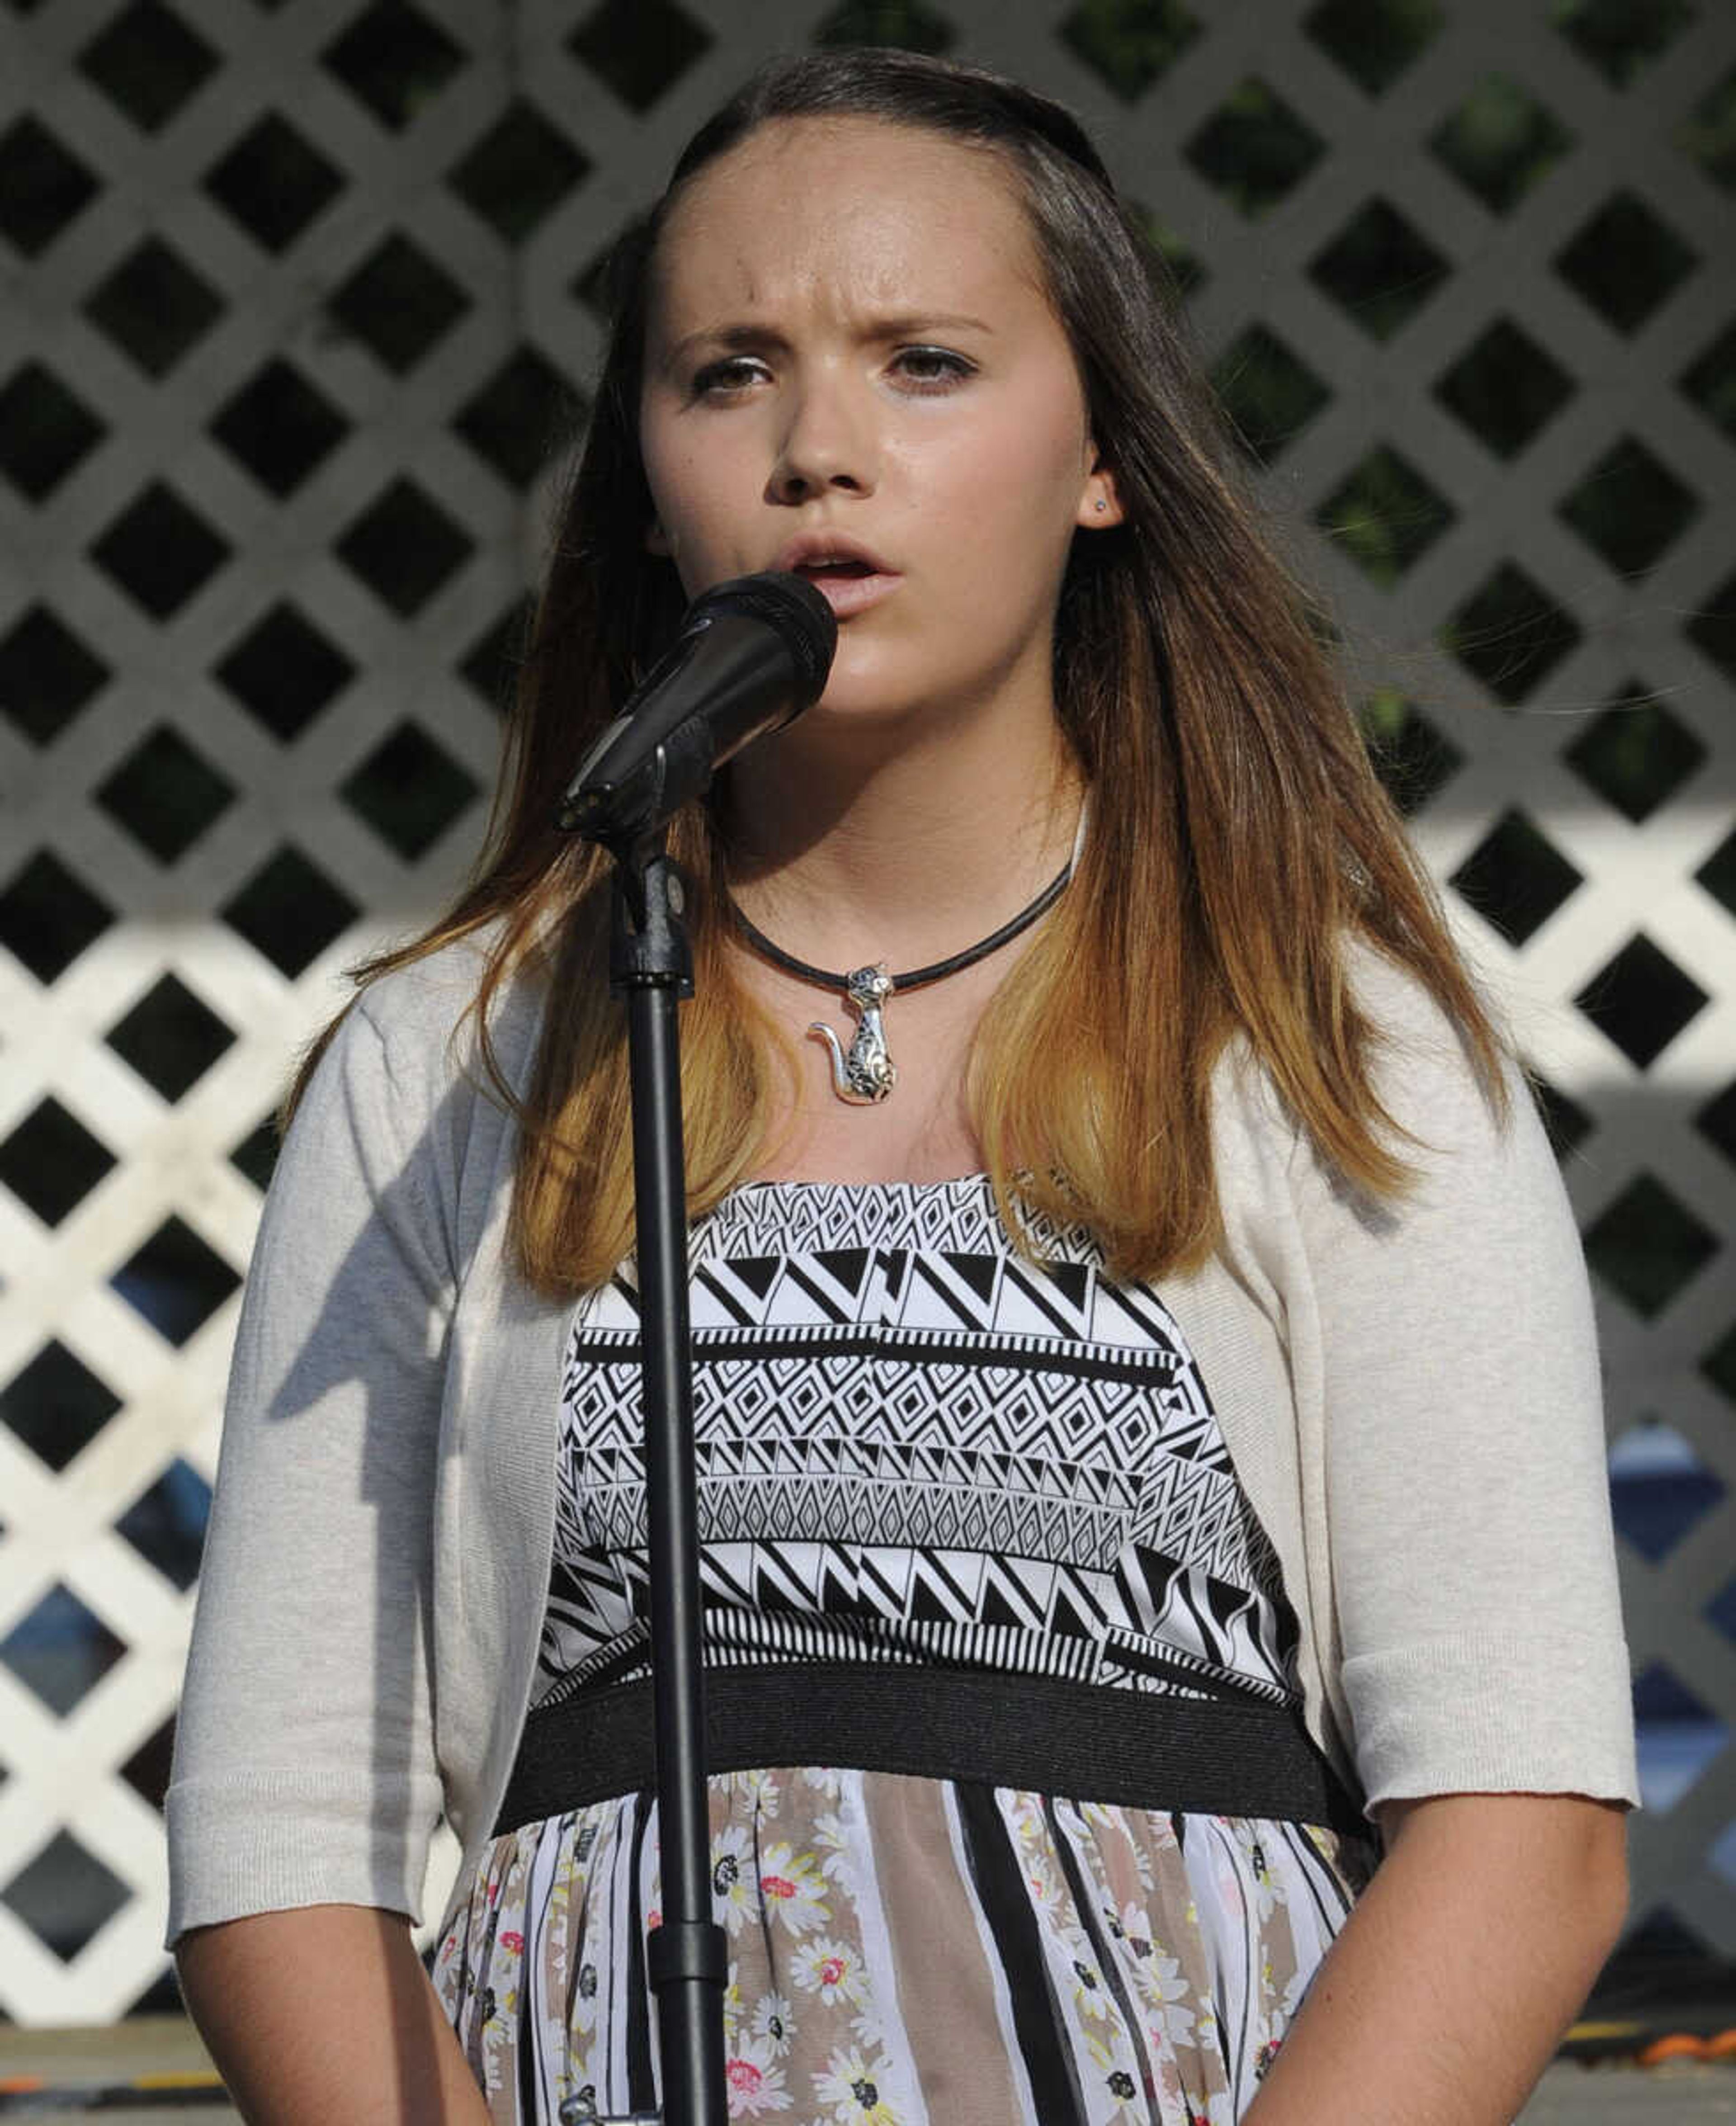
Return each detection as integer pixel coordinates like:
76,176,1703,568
165,931,1637,1948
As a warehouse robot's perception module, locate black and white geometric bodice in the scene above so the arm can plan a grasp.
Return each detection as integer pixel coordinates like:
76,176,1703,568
534,1175,1301,1715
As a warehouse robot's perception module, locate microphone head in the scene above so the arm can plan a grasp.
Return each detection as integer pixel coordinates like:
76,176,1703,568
688,570,839,702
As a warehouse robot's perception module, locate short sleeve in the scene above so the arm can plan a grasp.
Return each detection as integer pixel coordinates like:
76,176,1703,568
1291,951,1638,1811
165,987,458,1945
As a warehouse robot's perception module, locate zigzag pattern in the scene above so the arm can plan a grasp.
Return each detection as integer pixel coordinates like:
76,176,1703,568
538,1179,1301,1713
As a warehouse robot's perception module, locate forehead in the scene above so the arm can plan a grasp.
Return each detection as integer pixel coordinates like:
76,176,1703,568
646,116,1047,336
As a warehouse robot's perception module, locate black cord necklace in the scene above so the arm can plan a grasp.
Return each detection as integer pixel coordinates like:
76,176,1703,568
728,854,1076,1106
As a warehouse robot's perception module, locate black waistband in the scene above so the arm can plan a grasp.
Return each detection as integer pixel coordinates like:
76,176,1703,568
495,1663,1368,1838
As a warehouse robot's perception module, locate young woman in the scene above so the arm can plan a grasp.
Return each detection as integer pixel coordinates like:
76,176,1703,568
166,47,1637,2126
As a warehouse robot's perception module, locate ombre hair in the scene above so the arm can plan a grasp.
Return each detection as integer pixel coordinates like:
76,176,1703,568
287,46,1509,1292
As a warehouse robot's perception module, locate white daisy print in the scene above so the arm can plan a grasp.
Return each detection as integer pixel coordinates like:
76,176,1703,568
814,2043,903,2125
790,1936,867,2009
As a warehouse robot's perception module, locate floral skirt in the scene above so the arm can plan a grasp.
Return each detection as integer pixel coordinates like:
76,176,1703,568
432,1766,1381,2126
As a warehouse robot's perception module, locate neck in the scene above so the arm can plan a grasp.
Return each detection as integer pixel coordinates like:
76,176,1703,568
719,699,1083,973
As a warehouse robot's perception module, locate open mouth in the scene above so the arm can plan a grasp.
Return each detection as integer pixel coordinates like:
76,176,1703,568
794,558,875,580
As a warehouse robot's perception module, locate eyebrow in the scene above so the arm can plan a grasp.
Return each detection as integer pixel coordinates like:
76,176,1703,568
660,312,996,371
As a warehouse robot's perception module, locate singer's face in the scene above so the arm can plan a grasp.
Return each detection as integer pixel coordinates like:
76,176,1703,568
637,118,1119,730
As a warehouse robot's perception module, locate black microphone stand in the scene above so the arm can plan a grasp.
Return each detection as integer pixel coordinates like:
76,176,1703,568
554,572,834,2126
561,822,726,2126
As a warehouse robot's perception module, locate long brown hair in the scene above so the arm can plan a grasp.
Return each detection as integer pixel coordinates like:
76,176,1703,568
287,47,1509,1293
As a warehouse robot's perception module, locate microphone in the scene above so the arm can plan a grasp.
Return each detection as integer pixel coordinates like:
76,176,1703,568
556,571,838,842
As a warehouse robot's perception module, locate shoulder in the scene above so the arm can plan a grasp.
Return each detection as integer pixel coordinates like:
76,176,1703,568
1344,930,1512,1079
1209,931,1539,1246
347,919,550,1100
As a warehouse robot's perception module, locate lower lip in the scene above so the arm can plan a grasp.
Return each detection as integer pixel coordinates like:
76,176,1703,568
797,570,901,619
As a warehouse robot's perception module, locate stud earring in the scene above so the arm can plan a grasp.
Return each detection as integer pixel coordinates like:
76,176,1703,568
1094,499,1108,513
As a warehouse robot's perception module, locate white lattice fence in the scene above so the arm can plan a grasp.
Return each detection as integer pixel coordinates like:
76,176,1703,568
0,0,1731,2026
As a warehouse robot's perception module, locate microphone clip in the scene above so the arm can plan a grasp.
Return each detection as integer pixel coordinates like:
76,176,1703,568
608,838,694,1001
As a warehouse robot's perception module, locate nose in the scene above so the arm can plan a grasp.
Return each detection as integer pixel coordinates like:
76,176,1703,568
766,370,877,505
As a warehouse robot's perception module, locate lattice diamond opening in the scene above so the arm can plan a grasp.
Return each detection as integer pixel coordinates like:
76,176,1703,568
215,604,356,742
89,482,231,619
1358,691,1463,814
0,118,98,257
459,598,532,711
1687,570,1736,684
0,607,110,746
1557,436,1700,577
1633,1663,1728,1813
210,360,350,496
96,727,236,865
0,1343,122,1473
1316,443,1455,584
1429,74,1573,214
82,238,224,379
1309,199,1450,339
321,0,467,131
1677,65,1736,191
815,0,955,53
228,1116,281,1195
220,846,359,976
1143,200,1210,291
1565,686,1706,821
1680,318,1736,442
203,112,344,253
568,0,712,112
1704,1323,1736,1407
0,1102,116,1230
0,1585,126,1717
2,1833,132,1963
340,721,480,861
1210,325,1330,465
335,478,474,615
1555,0,1695,87
1695,827,1736,920
1574,934,1709,1071
120,1718,177,1814
1434,317,1575,457
1585,1176,1718,1318
0,851,116,984
1697,1081,1736,1171
109,1216,241,1347
1530,1074,1594,1162
116,1460,212,1593
446,99,591,245
76,0,219,133
453,347,581,489
1555,190,1698,333
1058,0,1199,102
1185,79,1325,217
327,232,472,375
1440,562,1581,704
570,237,620,321
0,364,106,501
1303,0,1442,95
1449,809,1582,945
105,975,237,1102
1609,1421,1726,1564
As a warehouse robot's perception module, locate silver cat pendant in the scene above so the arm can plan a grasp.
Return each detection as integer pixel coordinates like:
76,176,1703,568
809,963,898,1104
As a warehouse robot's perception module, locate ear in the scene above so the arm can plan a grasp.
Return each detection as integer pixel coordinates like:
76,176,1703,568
1076,456,1124,529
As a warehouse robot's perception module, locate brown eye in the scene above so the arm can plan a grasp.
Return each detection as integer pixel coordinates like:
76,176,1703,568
893,347,972,389
691,357,765,397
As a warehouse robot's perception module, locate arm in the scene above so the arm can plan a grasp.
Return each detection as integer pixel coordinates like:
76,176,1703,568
1255,951,1637,2114
177,1907,491,2126
165,976,473,2090
1243,1791,1628,2124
